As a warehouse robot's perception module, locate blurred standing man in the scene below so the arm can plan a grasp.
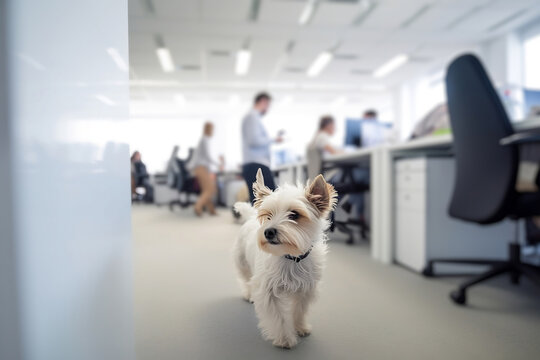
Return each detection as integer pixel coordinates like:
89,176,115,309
241,92,282,203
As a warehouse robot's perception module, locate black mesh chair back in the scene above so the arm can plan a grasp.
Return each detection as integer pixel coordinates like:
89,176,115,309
446,54,518,224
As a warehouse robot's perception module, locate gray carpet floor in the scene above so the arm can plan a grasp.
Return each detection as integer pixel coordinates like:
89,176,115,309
132,206,540,360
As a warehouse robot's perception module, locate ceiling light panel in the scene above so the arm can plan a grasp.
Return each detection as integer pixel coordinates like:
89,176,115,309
373,54,408,78
307,52,334,77
235,49,251,75
298,0,319,25
156,48,175,72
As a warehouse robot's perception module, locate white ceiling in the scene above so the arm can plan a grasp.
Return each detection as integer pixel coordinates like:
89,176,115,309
128,0,540,104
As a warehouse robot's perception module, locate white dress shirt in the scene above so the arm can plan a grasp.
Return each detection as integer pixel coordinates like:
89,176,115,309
189,135,218,171
242,109,272,167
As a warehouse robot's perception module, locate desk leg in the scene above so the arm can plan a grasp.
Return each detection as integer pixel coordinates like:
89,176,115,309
379,149,393,264
370,148,393,264
371,150,381,261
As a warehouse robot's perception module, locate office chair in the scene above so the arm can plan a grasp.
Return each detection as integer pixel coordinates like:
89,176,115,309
422,54,540,305
306,147,370,244
167,147,200,210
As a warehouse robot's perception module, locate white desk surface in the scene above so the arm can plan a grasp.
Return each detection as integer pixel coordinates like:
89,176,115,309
324,134,453,164
388,133,452,152
325,147,373,163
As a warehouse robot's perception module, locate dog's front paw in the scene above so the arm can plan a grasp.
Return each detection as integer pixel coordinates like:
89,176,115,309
242,292,254,303
243,297,254,304
296,324,312,337
272,336,298,349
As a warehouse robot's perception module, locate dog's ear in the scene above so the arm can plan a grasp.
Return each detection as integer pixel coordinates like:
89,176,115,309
306,174,337,216
253,168,272,208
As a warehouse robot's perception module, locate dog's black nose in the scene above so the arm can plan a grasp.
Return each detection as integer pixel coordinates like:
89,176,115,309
264,228,278,242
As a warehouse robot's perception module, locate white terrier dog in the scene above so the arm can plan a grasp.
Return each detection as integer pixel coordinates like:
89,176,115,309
233,169,337,348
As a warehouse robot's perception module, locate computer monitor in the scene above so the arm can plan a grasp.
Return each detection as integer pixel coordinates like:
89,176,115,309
344,118,362,147
344,118,391,148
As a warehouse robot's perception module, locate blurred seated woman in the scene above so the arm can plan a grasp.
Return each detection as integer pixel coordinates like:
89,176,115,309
307,115,368,220
131,151,154,203
308,115,341,158
189,122,223,216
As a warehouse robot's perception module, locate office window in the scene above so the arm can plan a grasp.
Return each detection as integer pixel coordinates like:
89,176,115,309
523,32,540,89
413,72,446,123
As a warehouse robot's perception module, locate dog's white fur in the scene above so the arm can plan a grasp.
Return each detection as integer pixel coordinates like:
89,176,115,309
233,169,337,348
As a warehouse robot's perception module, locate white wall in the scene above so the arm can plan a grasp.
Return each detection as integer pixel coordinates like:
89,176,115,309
1,1,134,359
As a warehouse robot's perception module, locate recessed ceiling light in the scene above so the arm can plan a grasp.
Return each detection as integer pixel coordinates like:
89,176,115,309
307,52,333,77
106,47,129,72
299,0,318,25
236,49,251,76
156,47,175,73
373,54,408,78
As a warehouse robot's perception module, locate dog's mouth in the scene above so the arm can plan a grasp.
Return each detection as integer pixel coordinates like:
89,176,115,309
267,238,280,245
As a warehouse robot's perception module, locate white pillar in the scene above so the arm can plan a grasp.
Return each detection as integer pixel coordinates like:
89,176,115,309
0,1,134,359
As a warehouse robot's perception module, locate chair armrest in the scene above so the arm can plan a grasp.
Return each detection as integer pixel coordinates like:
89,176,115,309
500,132,540,146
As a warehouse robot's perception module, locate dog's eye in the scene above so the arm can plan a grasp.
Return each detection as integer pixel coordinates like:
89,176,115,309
288,211,300,221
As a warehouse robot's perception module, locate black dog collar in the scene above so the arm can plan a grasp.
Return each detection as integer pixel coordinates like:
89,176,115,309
284,247,312,263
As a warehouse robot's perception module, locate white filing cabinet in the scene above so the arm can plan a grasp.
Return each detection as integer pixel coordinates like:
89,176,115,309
394,157,512,273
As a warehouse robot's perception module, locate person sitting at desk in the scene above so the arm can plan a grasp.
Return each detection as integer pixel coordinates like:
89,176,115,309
306,115,369,243
189,122,224,217
131,151,154,203
344,109,389,148
307,115,342,158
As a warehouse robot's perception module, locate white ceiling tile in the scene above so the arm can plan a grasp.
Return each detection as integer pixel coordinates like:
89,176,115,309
128,0,540,99
201,0,252,22
258,0,305,25
152,0,200,19
311,1,369,26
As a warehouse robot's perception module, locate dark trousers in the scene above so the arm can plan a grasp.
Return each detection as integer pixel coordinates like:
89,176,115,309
136,177,154,203
242,163,276,204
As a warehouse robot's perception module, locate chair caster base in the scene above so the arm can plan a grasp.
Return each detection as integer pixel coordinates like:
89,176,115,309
450,290,466,305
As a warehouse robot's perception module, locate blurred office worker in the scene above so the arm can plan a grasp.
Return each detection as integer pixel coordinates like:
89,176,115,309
190,122,222,216
308,115,341,158
241,92,281,203
360,109,385,148
131,151,154,203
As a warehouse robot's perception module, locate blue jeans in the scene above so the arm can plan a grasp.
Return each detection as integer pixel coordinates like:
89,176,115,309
242,163,276,204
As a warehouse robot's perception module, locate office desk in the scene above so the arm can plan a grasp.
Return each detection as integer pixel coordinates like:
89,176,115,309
324,135,453,263
326,128,539,265
376,135,453,264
